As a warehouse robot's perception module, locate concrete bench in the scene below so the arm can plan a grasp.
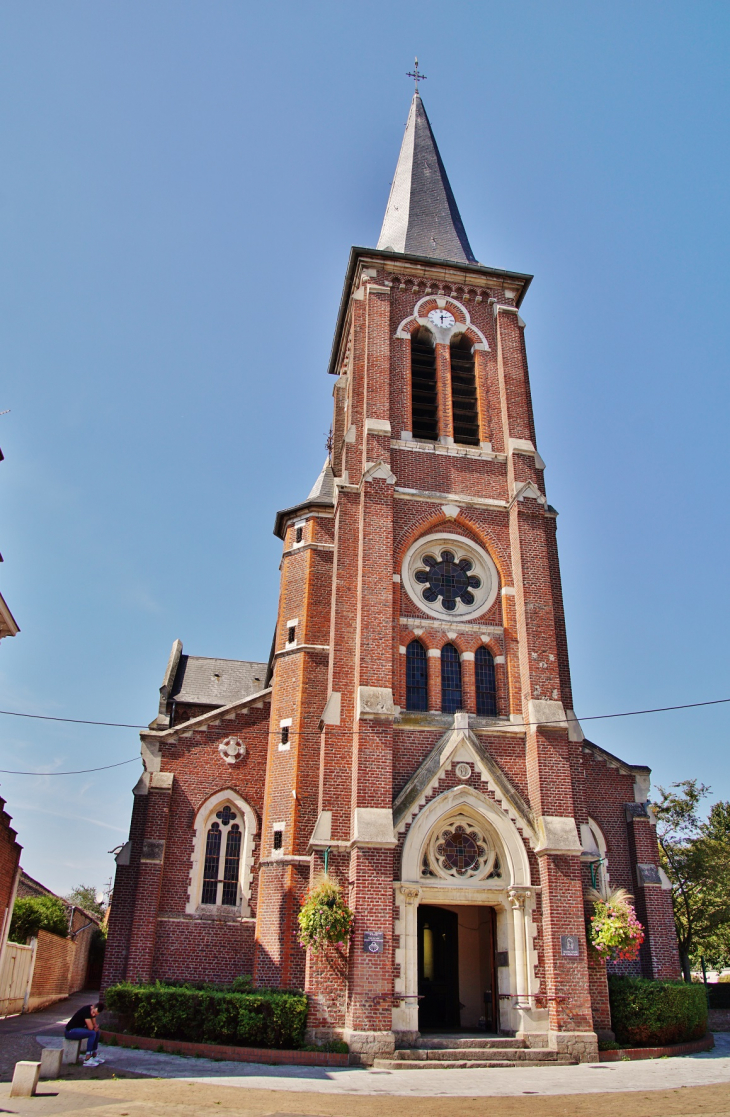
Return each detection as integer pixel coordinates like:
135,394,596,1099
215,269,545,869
62,1037,87,1064
10,1061,40,1097
40,1047,63,1078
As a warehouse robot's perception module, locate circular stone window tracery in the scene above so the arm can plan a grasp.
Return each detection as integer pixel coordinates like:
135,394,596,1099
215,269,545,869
423,815,499,881
402,533,498,620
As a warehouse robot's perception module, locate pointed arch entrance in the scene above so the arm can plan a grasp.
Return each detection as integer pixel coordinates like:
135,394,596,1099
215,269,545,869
394,784,539,1039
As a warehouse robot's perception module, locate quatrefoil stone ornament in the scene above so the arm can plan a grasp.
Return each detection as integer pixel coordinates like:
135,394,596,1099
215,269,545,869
218,737,246,765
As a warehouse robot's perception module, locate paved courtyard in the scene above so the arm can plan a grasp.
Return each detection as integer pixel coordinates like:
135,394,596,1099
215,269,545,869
1,995,729,1114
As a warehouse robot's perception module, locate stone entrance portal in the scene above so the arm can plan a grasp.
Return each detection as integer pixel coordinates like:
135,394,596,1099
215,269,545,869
418,903,498,1032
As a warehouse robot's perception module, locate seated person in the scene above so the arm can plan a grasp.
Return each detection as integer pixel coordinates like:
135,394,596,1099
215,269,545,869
64,1001,105,1067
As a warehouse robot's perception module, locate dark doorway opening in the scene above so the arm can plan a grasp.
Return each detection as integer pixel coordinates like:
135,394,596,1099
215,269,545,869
417,904,499,1033
418,905,459,1030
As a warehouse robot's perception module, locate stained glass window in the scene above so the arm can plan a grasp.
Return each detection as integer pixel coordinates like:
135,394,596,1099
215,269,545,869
222,824,241,906
441,644,462,713
201,806,241,906
475,647,498,717
414,551,481,612
202,822,221,904
406,640,428,711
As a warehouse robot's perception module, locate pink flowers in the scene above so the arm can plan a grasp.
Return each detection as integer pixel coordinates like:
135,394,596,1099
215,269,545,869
589,891,645,963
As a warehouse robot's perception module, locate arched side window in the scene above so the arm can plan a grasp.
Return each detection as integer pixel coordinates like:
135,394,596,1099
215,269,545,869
406,640,428,711
587,818,609,893
441,644,462,714
449,334,479,446
410,328,438,440
475,647,497,717
188,791,257,917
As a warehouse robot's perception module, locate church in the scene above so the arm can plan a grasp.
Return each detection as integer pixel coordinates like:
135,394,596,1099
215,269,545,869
103,86,680,1065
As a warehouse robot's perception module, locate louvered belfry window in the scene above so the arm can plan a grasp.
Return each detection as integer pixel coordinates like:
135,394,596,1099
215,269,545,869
475,646,498,717
449,334,480,446
406,640,428,711
441,644,463,713
201,806,241,906
410,328,438,440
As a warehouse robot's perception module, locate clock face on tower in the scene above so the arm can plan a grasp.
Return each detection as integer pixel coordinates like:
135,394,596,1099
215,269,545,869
427,308,456,329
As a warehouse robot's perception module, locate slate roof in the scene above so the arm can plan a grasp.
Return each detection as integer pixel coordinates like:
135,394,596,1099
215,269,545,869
377,92,476,264
273,460,335,540
170,655,268,708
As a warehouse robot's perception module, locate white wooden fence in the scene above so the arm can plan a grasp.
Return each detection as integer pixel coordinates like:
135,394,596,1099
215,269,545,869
0,938,37,1016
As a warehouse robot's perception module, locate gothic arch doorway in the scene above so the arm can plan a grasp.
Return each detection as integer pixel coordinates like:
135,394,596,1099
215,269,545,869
417,903,499,1032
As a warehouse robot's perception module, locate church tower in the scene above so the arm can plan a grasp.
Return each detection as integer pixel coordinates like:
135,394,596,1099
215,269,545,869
255,85,679,1061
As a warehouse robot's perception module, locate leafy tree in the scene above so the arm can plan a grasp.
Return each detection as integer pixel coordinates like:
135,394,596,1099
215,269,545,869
65,883,105,919
10,896,68,942
654,781,730,980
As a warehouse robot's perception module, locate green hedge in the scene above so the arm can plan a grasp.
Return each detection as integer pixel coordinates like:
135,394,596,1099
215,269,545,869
608,976,708,1047
10,896,68,942
104,981,308,1050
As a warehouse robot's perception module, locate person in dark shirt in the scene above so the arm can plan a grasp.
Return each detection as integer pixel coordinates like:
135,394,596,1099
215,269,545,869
64,1002,105,1066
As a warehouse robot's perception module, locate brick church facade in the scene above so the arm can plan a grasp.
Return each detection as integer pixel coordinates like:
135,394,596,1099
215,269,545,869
104,90,680,1063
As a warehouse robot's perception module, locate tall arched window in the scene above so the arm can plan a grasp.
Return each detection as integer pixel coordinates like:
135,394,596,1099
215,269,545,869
449,334,479,446
411,328,438,440
200,804,242,907
475,646,497,717
441,645,462,713
406,640,428,711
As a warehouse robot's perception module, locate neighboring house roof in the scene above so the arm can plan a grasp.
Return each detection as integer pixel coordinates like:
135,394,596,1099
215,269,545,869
377,91,476,265
0,589,19,639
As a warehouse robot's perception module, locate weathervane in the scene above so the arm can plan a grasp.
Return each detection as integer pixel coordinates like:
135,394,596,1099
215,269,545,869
407,57,427,93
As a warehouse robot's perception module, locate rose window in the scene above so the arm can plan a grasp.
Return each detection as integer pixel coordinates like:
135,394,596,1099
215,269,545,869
402,534,498,621
424,817,498,881
414,551,481,612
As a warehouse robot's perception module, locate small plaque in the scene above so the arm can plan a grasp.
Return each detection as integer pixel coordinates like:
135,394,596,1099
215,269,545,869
496,950,509,968
363,931,384,954
561,934,580,958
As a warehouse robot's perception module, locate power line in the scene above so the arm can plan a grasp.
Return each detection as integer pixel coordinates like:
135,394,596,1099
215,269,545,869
0,696,728,777
0,708,147,729
0,757,140,776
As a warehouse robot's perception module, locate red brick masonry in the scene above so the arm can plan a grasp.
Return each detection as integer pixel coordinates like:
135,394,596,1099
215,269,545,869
599,1034,714,1062
100,1030,349,1067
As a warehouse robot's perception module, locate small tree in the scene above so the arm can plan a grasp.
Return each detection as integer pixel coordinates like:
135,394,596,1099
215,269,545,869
65,884,105,919
10,896,68,942
654,781,730,981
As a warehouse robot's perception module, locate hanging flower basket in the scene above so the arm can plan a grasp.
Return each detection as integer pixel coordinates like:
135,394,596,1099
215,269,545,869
298,874,354,954
587,886,645,963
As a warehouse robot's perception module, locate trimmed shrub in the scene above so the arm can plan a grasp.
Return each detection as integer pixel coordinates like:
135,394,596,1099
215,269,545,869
9,896,68,942
104,981,308,1050
609,976,708,1047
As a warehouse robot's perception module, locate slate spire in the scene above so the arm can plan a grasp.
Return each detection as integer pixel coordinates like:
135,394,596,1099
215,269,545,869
377,92,476,264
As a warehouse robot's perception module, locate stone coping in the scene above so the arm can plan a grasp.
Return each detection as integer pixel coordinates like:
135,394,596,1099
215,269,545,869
599,1033,714,1061
99,1031,348,1067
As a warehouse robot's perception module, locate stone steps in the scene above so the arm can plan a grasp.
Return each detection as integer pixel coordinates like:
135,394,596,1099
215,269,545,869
374,1053,577,1070
413,1036,529,1051
390,1047,564,1063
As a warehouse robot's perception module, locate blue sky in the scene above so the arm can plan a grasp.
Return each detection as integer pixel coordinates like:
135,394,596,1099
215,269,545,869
0,1,728,896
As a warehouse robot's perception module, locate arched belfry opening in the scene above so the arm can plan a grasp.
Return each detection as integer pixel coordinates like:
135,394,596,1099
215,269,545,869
410,327,438,440
449,333,479,446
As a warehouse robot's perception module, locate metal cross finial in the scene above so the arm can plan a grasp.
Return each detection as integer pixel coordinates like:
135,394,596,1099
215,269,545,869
407,57,427,93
